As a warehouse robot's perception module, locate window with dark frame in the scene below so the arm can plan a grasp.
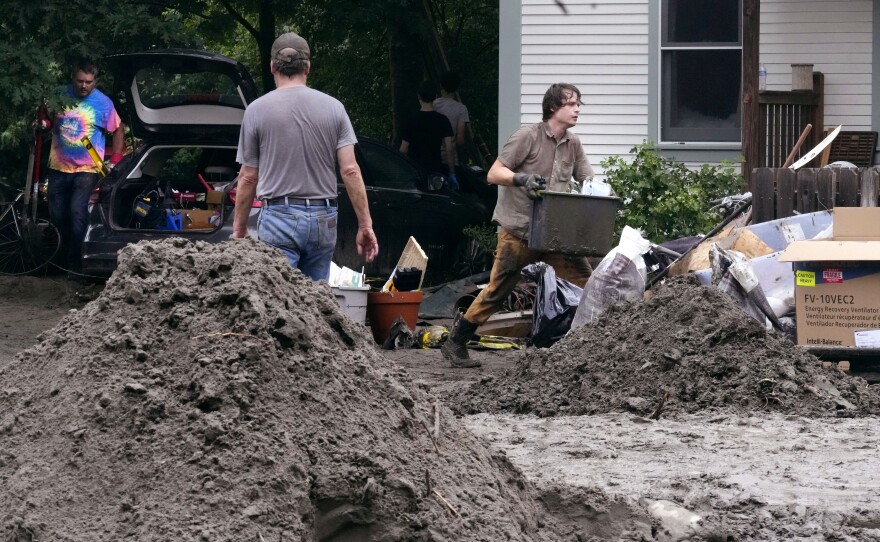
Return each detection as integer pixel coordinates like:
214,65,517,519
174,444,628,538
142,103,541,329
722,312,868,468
661,0,742,143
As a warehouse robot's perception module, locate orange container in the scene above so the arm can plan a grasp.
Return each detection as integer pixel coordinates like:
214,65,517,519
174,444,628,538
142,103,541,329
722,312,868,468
366,291,423,344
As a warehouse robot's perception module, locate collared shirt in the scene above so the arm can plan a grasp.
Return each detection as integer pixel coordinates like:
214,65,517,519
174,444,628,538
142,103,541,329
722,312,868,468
492,122,593,240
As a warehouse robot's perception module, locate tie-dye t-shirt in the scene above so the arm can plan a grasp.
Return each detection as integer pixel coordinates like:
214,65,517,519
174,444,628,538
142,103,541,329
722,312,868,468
48,85,122,173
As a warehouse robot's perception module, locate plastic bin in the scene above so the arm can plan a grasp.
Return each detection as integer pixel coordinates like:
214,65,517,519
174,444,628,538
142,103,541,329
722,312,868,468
331,286,370,324
743,210,832,251
155,209,183,231
528,192,620,256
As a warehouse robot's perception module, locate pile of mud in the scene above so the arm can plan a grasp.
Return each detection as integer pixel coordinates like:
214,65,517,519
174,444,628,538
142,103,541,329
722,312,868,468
1,238,588,541
451,278,880,418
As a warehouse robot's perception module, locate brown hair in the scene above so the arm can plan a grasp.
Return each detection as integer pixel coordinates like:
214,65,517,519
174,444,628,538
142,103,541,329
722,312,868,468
542,83,581,121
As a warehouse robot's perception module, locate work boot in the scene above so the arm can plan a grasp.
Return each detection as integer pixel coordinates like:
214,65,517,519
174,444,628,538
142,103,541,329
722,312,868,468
441,313,481,368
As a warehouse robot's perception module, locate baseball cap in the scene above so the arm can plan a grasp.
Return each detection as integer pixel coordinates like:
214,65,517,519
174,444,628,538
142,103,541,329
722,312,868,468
271,32,310,63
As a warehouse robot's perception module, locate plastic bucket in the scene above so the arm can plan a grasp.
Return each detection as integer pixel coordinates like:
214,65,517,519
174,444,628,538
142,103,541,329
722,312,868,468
528,192,619,256
366,291,423,344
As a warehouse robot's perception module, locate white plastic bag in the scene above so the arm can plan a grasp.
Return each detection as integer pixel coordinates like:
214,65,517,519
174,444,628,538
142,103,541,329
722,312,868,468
571,226,651,329
710,245,782,330
580,177,613,197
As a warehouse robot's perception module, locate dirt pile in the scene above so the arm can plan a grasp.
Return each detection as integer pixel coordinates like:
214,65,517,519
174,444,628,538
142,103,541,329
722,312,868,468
1,238,574,541
451,277,880,418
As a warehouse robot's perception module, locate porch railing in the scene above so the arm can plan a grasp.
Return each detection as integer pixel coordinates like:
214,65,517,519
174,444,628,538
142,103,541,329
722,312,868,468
758,73,824,168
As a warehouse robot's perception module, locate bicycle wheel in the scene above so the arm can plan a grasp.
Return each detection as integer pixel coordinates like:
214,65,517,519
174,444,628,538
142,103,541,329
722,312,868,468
0,217,61,275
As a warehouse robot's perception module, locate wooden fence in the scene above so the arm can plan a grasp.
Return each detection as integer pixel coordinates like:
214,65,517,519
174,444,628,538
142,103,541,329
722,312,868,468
751,167,880,223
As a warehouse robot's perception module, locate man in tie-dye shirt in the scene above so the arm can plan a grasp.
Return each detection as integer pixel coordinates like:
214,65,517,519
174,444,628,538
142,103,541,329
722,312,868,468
47,60,124,276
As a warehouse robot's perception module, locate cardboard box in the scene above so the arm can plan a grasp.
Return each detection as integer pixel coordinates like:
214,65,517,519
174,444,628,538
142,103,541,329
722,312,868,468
205,190,225,205
779,207,880,348
183,209,220,230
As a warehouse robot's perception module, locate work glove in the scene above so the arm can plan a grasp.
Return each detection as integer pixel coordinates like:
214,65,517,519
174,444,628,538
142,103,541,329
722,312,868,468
107,153,124,169
448,173,459,191
512,172,547,200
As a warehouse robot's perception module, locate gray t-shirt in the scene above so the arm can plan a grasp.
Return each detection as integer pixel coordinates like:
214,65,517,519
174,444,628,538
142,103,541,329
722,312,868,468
433,96,469,165
237,86,357,199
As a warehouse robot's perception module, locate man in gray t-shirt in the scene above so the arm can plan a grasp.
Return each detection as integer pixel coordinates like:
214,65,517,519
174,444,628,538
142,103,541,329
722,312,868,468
233,32,378,281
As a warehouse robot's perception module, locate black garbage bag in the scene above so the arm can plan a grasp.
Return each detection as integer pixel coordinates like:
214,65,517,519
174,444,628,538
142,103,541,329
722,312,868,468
521,262,583,348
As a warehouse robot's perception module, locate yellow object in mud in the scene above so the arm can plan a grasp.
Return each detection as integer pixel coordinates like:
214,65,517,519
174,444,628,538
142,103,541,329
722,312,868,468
81,136,110,177
420,326,448,349
468,335,521,350
420,326,523,350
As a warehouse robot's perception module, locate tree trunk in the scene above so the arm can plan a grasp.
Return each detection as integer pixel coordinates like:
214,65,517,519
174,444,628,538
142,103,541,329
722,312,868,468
742,0,760,190
258,0,277,93
387,1,431,146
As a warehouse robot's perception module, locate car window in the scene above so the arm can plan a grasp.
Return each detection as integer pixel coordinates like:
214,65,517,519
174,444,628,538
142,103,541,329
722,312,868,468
152,147,237,192
358,142,421,191
135,68,245,109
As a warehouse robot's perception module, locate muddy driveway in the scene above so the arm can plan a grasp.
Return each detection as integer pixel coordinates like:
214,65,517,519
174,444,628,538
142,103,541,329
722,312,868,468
3,258,880,541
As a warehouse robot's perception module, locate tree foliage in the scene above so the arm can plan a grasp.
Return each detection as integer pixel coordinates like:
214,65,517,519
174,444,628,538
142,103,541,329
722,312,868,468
0,0,498,192
601,142,744,243
0,1,196,190
184,0,498,148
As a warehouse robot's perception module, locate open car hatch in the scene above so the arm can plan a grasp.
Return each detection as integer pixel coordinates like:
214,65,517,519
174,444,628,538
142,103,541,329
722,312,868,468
107,49,259,144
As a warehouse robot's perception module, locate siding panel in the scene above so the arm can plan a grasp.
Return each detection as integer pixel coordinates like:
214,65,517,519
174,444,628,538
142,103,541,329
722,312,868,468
761,0,873,134
515,0,873,177
521,0,650,177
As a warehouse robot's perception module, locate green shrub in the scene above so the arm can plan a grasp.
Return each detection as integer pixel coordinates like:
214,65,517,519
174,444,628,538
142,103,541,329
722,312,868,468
462,222,497,254
601,141,744,243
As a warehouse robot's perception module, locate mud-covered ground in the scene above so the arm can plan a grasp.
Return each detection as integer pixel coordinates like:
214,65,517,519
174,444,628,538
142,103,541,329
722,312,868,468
3,256,880,541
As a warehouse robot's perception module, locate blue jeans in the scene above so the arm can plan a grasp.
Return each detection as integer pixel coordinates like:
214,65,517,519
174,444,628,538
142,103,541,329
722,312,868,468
47,169,98,267
257,204,338,281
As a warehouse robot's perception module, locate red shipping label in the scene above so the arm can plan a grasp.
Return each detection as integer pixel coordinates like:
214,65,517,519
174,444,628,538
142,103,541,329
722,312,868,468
823,268,843,284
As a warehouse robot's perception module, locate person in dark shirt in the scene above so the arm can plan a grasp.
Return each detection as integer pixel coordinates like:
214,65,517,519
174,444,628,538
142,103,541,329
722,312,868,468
399,80,457,188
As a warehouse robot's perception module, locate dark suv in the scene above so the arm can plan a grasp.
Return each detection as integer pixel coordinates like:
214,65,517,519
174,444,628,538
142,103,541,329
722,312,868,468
82,50,494,281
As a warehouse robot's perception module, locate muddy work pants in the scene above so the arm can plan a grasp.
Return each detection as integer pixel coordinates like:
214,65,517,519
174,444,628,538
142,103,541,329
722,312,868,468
463,228,592,326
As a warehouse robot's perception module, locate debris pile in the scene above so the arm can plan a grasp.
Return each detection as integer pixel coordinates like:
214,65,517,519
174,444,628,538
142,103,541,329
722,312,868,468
1,238,566,541
452,277,880,418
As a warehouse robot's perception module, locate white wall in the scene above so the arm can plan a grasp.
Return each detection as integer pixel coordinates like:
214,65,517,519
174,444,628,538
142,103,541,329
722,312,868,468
515,0,873,174
520,0,650,175
761,0,873,131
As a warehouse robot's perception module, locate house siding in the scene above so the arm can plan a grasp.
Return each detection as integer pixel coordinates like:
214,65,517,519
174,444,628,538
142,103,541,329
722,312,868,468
520,0,650,176
510,0,874,174
761,0,873,131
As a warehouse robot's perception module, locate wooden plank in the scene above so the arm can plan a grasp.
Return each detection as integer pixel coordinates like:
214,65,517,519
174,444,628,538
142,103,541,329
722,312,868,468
742,0,760,188
751,168,776,223
817,168,836,212
776,167,798,218
758,91,820,106
812,73,825,162
860,168,880,207
836,168,860,206
796,169,819,214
